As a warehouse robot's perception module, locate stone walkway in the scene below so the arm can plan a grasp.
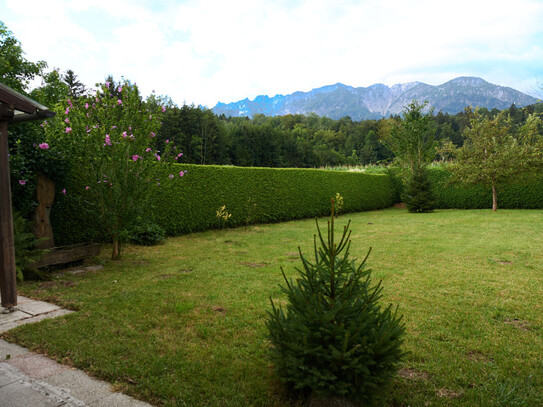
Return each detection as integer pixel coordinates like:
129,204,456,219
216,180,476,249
1,296,153,406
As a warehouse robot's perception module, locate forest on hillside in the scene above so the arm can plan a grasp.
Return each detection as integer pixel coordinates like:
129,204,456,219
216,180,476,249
157,102,543,168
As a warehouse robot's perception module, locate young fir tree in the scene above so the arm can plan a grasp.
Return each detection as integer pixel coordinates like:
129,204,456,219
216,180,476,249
267,201,405,406
403,168,434,213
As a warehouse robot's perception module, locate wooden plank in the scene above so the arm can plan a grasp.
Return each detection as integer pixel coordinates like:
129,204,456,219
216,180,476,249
0,87,36,114
0,120,17,308
32,243,101,269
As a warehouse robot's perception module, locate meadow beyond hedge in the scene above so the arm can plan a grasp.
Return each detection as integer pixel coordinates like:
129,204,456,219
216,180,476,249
152,164,398,235
427,166,543,209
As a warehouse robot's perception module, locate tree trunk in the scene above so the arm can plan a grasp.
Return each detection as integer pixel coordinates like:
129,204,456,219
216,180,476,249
112,238,121,260
492,184,498,212
34,174,55,249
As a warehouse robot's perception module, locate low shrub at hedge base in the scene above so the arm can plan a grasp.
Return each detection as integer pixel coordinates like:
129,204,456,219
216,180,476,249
427,166,543,209
152,164,398,235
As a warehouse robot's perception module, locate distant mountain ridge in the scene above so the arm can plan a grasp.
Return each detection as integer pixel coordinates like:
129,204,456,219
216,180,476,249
213,77,538,120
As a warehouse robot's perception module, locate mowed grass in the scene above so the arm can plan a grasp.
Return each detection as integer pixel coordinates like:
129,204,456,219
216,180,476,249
3,208,543,406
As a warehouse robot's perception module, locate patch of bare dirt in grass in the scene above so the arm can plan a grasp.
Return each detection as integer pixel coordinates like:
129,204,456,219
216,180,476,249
393,203,406,209
240,262,268,268
504,318,530,330
213,306,227,314
398,368,430,381
436,388,464,399
466,350,494,363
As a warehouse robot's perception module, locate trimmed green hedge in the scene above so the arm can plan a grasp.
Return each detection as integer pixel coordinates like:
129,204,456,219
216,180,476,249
50,164,398,243
428,166,543,209
152,164,398,235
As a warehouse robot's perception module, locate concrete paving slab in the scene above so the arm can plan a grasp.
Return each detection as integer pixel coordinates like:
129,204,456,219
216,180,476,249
0,341,29,360
16,300,60,316
0,381,61,407
0,310,30,325
89,391,152,407
7,353,68,380
0,362,86,407
44,369,114,404
12,296,33,305
0,365,18,387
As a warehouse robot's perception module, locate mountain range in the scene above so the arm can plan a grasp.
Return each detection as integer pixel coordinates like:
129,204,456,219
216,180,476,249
212,77,538,121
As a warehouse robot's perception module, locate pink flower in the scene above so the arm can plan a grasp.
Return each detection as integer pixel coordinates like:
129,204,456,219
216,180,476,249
62,188,66,195
149,114,152,119
85,186,90,190
178,153,183,157
169,174,174,179
156,155,161,161
65,127,72,133
161,106,166,112
122,131,127,138
150,132,156,138
132,155,140,161
105,135,112,146
111,126,117,129
38,143,49,150
19,179,27,185
67,99,73,107
145,148,152,152
65,118,70,123
65,107,70,115
179,171,184,177
85,103,89,109
118,86,122,92
165,139,169,144
105,81,111,87
117,99,123,105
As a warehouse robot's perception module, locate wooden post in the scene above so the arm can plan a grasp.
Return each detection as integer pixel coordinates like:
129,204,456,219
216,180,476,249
0,120,17,308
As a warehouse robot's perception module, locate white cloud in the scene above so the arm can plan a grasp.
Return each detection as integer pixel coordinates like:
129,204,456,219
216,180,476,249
2,0,543,105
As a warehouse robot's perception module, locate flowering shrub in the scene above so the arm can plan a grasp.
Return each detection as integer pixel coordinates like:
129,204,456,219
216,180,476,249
43,79,182,258
8,122,68,219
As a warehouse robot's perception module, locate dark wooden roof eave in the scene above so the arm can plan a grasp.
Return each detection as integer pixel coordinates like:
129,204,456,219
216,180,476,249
0,82,55,123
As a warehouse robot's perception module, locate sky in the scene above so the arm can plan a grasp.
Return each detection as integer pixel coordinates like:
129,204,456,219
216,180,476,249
2,0,543,107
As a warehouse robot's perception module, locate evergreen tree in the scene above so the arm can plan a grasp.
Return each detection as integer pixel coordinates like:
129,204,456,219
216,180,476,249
267,201,405,406
63,69,86,99
403,169,434,213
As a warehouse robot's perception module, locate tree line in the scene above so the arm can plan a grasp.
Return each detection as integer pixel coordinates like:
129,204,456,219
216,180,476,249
156,102,543,168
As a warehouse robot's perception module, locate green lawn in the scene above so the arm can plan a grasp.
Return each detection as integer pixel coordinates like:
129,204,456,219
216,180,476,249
3,208,543,406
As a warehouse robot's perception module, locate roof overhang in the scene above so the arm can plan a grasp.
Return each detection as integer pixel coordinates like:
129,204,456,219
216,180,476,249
0,82,56,123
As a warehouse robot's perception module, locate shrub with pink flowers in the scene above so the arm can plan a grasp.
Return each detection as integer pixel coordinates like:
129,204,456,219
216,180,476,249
43,79,182,259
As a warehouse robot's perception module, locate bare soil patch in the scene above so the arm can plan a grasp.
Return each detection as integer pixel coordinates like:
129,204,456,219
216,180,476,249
398,368,430,381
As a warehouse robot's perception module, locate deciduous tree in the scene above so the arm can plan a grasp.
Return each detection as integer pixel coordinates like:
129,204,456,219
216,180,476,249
451,109,539,211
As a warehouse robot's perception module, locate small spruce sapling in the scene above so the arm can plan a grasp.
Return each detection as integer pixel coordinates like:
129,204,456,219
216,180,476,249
267,200,405,406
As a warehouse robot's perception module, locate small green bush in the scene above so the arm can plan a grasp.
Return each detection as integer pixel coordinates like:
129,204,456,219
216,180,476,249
13,211,47,281
266,203,405,405
130,222,166,246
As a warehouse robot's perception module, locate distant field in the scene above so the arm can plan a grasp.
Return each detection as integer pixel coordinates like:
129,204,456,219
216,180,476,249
4,208,543,406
